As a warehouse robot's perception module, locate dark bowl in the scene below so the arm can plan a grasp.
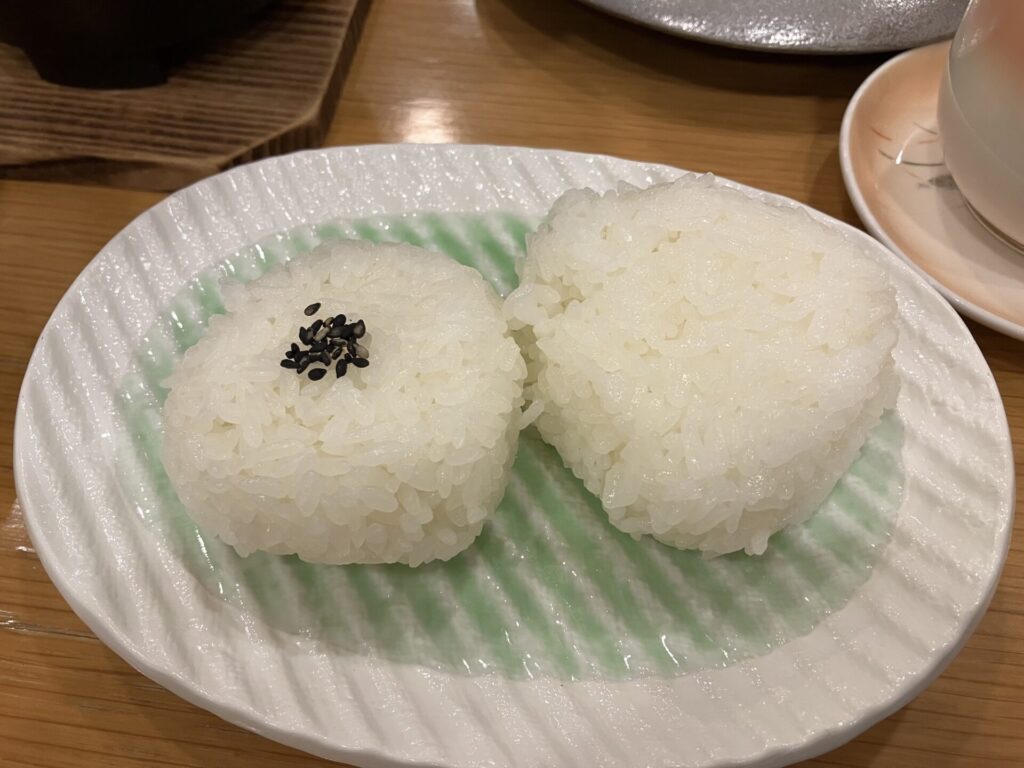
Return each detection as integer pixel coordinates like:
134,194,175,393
0,0,273,88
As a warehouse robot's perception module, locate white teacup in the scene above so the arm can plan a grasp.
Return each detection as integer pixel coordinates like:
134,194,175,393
937,0,1024,250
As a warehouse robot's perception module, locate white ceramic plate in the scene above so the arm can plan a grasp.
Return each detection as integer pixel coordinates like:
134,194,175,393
15,145,1014,768
840,42,1024,341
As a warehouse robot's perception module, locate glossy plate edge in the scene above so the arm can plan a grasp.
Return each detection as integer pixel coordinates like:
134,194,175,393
575,0,962,54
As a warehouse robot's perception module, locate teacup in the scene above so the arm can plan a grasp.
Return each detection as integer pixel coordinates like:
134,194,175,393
937,0,1024,250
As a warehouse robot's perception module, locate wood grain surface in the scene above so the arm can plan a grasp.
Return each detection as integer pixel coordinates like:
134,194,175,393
1,1,1021,766
0,0,369,192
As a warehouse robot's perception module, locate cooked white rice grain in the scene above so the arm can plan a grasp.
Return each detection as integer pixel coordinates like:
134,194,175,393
162,241,527,566
505,175,900,556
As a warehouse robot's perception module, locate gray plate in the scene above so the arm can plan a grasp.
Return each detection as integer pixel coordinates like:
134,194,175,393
577,0,967,53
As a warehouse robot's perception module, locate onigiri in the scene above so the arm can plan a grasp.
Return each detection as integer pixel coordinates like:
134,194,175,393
162,241,527,566
504,175,899,556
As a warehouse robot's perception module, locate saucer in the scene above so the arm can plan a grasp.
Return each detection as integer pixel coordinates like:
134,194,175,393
840,41,1024,341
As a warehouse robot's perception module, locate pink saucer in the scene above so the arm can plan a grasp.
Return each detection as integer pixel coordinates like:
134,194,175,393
841,41,1024,340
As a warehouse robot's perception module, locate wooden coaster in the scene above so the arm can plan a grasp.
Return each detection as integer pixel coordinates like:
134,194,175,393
0,0,370,192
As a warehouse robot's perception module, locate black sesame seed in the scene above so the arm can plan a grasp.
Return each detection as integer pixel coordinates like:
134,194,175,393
284,311,367,378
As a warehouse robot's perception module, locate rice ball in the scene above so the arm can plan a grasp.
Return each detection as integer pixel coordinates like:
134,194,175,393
505,176,899,556
162,241,527,566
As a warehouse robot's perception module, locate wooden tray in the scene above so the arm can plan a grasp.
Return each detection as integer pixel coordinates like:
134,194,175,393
0,0,370,192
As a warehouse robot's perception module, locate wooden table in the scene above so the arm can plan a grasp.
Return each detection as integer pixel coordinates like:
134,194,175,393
1,1,1021,766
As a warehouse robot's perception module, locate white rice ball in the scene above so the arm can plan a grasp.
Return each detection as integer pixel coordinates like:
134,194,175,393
162,241,527,566
505,176,899,556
